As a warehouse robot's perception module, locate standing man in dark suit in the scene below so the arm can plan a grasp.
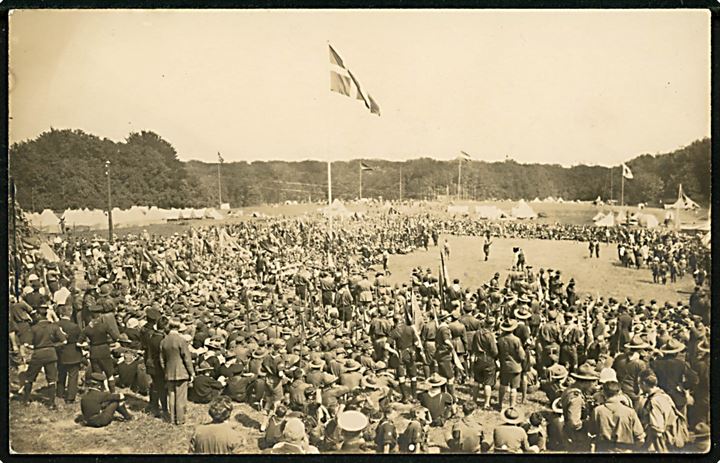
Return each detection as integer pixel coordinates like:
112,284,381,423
160,319,195,425
82,304,120,392
143,309,167,418
20,303,67,409
56,305,83,403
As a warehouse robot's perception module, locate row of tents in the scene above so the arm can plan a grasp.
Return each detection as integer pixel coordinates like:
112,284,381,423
448,200,538,220
592,211,660,228
25,206,228,233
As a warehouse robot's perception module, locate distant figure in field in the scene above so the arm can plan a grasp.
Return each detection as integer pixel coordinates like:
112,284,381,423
483,233,493,261
443,239,451,260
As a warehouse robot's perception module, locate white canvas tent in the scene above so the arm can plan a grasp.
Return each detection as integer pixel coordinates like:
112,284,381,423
636,213,659,228
531,197,541,203
447,205,470,215
62,208,108,230
205,208,224,220
664,184,700,210
592,211,606,222
321,199,353,218
475,205,506,220
701,231,710,249
511,200,537,219
28,209,61,233
594,213,615,227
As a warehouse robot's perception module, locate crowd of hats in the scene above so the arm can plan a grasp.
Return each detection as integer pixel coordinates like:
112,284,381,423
13,210,711,453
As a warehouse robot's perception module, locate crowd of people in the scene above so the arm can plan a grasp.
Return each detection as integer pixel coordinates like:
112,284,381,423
9,211,711,454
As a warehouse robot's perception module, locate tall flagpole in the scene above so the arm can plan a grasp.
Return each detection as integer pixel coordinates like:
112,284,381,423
457,158,462,201
676,184,682,230
105,160,114,243
620,171,624,208
399,167,403,201
217,156,223,207
359,162,362,200
328,161,332,205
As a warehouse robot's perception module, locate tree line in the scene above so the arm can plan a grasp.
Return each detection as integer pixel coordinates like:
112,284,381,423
9,129,710,211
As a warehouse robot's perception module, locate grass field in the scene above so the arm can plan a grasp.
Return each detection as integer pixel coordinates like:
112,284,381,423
387,235,695,303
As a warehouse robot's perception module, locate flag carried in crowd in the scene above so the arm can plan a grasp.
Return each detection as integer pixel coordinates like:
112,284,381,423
622,163,633,179
329,44,381,116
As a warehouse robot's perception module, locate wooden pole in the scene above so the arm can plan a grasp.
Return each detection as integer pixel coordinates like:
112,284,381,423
217,161,223,206
457,158,462,201
105,160,114,243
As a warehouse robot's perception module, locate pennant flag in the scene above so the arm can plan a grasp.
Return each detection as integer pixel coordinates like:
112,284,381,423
218,152,224,164
622,163,633,179
329,44,380,116
360,162,373,171
460,151,472,162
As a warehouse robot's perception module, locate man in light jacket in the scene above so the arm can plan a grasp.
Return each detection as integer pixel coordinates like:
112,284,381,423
160,319,195,425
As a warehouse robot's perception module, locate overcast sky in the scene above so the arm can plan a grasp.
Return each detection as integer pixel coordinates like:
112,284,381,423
9,9,710,166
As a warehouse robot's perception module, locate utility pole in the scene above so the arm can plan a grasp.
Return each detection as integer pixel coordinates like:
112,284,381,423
105,160,113,243
217,152,224,207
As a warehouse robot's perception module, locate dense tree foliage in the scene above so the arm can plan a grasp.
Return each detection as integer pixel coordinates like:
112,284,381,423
10,129,203,211
10,129,709,211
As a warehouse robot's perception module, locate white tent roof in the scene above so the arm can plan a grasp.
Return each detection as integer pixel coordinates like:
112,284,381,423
321,199,353,218
475,205,506,220
637,213,659,228
531,197,541,203
511,200,537,219
594,212,616,227
205,208,224,220
592,211,606,222
447,205,470,215
701,231,710,249
62,208,108,229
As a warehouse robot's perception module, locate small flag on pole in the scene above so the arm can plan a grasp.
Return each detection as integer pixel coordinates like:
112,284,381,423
360,162,373,171
460,151,472,161
329,44,380,116
218,152,224,164
622,163,633,179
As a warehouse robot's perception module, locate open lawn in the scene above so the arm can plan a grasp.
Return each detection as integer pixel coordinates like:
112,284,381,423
387,234,695,303
9,373,546,454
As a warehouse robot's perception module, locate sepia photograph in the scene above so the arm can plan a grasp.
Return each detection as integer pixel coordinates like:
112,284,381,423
7,8,712,455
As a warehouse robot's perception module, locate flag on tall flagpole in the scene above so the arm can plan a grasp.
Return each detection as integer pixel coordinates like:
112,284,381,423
622,163,633,179
360,162,373,171
460,151,472,161
217,152,224,164
329,44,380,116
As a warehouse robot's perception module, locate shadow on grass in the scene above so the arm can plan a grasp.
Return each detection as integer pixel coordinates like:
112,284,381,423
124,394,149,412
235,411,261,429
